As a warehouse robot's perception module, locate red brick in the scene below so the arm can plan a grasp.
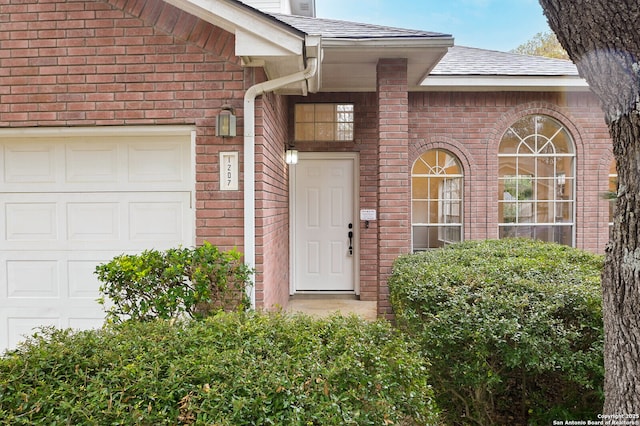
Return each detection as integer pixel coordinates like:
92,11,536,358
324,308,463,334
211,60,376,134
0,0,613,317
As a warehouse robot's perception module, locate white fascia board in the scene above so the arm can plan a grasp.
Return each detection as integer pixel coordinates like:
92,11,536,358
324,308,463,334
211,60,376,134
236,30,302,56
419,75,590,91
322,37,454,50
164,0,303,56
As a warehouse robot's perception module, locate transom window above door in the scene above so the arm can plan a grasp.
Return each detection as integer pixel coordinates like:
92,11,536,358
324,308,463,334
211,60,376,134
498,114,575,246
294,103,354,141
411,149,464,251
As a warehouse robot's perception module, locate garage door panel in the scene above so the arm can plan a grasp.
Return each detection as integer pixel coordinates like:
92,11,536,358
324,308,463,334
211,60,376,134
3,252,109,299
130,200,187,242
4,143,57,184
1,127,195,353
7,260,59,299
68,202,120,241
66,144,119,184
68,315,106,331
6,202,58,241
5,315,61,351
2,192,192,250
2,135,192,193
68,260,103,299
3,308,105,351
128,142,188,184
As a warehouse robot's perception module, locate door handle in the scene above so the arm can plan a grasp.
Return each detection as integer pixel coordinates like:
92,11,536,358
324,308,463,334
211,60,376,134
348,223,353,256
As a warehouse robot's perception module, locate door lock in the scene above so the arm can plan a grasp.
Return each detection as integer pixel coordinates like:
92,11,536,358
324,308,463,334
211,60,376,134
348,223,353,256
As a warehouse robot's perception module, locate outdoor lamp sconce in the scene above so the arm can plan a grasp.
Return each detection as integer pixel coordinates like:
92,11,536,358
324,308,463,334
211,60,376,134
216,105,236,137
285,146,299,165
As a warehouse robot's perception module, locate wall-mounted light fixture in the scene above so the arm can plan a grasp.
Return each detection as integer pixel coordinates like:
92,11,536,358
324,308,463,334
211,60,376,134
285,147,299,165
216,104,236,137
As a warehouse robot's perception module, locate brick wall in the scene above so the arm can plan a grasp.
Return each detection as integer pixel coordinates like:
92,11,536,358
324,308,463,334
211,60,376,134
376,58,411,318
1,0,613,314
408,91,612,253
0,0,248,252
292,87,611,319
255,91,291,309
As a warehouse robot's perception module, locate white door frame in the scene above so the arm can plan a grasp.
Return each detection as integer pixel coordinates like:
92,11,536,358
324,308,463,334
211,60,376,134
289,152,360,295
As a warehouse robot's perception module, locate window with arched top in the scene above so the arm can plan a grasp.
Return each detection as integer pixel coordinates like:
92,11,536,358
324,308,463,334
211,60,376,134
411,149,463,251
498,114,575,246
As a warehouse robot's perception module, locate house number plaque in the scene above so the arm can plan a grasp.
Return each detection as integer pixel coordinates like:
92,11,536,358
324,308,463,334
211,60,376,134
360,209,377,221
220,151,239,191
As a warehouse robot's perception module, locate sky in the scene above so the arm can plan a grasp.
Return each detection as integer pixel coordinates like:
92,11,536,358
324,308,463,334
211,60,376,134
315,0,551,52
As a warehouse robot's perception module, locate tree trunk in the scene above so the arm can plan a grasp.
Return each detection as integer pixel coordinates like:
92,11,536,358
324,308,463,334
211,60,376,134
538,0,640,414
604,113,640,413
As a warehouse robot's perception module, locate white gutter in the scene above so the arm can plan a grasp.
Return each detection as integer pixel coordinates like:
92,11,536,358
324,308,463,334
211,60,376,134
244,57,319,307
419,75,590,91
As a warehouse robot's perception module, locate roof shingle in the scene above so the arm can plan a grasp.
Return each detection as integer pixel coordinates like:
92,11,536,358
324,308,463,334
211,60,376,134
266,10,579,79
431,46,579,76
271,13,451,39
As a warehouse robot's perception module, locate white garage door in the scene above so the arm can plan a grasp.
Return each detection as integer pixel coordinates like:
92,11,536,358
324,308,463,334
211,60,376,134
1,127,195,353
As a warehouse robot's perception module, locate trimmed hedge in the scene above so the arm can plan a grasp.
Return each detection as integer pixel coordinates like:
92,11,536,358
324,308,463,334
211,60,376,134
0,312,439,425
95,242,253,322
389,239,604,426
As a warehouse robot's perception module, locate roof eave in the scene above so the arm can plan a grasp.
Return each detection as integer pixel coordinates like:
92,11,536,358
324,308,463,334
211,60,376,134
166,0,306,54
322,36,454,49
317,36,453,92
164,0,319,94
419,75,590,92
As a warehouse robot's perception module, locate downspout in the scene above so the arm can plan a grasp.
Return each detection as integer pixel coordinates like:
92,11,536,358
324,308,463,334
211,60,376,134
244,57,318,307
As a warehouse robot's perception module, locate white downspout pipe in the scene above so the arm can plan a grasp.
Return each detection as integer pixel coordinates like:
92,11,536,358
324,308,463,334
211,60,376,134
244,57,318,307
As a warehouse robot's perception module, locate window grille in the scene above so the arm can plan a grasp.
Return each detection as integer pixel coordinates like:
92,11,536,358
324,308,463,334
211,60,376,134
411,149,463,251
294,104,354,141
498,115,575,246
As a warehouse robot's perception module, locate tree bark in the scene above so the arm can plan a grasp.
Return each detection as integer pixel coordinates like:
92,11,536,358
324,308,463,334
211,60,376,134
539,0,640,415
604,112,640,414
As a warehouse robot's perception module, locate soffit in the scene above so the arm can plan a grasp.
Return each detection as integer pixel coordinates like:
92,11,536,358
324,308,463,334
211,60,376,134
321,39,452,92
271,13,454,92
164,0,312,93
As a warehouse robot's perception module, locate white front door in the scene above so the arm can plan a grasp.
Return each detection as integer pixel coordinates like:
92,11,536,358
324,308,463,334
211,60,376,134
291,153,357,292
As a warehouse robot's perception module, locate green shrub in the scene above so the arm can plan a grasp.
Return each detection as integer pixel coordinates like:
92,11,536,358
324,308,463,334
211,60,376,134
0,312,439,425
95,242,252,322
389,239,604,425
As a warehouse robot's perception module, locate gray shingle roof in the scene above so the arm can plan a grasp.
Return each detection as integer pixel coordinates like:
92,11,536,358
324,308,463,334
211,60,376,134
270,13,451,39
265,10,579,79
432,46,579,76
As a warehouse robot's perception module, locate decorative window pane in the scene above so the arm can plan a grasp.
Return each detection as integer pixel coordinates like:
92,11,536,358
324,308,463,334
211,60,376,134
294,104,354,141
498,115,575,246
295,123,315,141
411,149,463,251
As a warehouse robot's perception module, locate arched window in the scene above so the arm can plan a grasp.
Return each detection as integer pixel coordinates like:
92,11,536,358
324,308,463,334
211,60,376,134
412,149,463,251
498,115,575,246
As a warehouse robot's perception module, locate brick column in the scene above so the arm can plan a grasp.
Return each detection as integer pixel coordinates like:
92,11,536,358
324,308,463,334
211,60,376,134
376,58,411,318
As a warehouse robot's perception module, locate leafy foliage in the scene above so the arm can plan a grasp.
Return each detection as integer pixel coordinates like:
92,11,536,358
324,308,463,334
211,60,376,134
390,239,604,425
511,31,569,59
95,242,253,323
0,313,439,425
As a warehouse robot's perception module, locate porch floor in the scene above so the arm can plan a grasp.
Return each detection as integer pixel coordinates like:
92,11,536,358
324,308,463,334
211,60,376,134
286,294,378,321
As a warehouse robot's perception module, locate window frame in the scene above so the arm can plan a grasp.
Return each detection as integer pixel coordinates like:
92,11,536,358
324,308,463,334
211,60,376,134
498,114,576,246
411,149,464,251
294,103,354,142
